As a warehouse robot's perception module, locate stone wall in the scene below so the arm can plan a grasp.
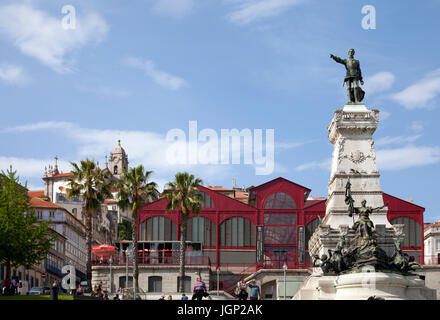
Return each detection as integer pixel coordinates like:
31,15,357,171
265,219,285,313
92,265,211,294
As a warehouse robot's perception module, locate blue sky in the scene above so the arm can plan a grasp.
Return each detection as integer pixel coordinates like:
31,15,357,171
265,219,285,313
0,0,439,221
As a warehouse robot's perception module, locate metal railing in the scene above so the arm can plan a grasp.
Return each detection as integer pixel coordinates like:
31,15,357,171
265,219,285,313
92,255,211,266
423,255,440,265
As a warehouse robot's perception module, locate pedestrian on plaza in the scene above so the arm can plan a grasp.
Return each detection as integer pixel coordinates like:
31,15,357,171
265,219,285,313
192,276,208,301
113,294,120,300
3,277,11,296
167,295,173,300
246,279,261,300
104,293,109,300
92,285,98,297
236,280,248,300
181,293,188,300
51,280,59,301
77,285,83,296
98,281,103,294
158,295,165,300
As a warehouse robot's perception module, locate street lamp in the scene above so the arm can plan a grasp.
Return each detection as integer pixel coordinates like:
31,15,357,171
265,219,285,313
109,256,113,294
282,262,287,300
216,268,220,297
124,248,130,294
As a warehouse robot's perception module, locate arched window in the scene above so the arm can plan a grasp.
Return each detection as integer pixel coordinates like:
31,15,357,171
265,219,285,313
264,193,296,209
141,216,177,241
113,165,118,174
186,216,216,247
305,218,320,248
390,217,422,247
220,217,255,247
199,192,214,208
148,276,162,292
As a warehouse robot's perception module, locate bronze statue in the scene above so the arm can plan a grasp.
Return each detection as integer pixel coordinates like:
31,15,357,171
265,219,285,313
330,48,365,103
352,199,388,240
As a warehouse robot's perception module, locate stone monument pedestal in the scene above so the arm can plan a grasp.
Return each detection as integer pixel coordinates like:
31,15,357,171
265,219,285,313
293,103,436,300
294,272,436,300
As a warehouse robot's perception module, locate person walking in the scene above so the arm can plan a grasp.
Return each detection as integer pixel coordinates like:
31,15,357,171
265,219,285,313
246,279,261,300
51,280,59,300
192,276,208,301
181,293,188,300
236,280,248,300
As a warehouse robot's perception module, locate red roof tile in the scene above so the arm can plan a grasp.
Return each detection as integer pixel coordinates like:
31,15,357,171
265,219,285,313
28,190,45,198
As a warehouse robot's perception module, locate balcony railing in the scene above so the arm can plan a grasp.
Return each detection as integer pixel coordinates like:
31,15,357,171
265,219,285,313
423,254,440,265
92,255,210,267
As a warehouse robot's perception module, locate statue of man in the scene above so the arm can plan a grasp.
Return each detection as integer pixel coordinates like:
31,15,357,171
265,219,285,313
352,199,388,240
330,48,365,103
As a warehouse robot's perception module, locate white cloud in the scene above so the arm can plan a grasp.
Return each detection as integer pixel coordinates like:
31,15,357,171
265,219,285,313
0,4,108,73
0,63,30,85
0,121,74,134
376,145,440,170
226,0,302,25
295,158,331,171
125,57,186,90
0,156,70,179
375,135,422,147
152,0,194,17
392,69,440,109
411,121,424,132
295,144,440,172
363,71,395,94
1,122,235,180
380,111,391,121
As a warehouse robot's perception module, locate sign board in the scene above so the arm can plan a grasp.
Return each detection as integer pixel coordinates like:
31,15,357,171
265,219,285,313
41,273,46,279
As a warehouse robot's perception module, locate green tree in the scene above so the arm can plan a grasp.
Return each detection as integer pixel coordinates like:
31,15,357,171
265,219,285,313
163,172,202,293
0,167,56,279
118,220,132,241
115,165,159,294
66,159,112,290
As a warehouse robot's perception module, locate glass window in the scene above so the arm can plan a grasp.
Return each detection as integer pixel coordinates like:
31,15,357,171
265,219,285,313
148,276,162,292
436,240,440,251
198,192,214,208
177,276,191,292
264,214,297,225
264,193,296,209
219,217,255,247
144,216,177,241
186,216,216,247
390,217,422,248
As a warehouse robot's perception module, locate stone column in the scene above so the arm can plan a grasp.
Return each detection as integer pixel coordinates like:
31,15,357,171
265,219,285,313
323,103,391,228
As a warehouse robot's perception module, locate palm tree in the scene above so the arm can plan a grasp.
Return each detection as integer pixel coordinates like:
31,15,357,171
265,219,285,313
163,172,203,293
66,159,112,290
115,165,159,294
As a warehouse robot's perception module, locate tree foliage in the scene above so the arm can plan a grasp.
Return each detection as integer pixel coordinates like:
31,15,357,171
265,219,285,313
115,165,159,293
66,159,112,288
0,166,56,278
163,172,202,293
118,220,132,241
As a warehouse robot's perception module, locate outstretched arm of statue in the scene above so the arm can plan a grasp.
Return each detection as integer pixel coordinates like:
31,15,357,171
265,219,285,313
373,202,389,211
330,54,345,65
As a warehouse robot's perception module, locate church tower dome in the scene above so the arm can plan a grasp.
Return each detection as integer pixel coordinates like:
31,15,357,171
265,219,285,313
109,140,128,179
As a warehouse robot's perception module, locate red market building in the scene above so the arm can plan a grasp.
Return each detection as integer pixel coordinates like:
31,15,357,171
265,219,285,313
136,177,425,271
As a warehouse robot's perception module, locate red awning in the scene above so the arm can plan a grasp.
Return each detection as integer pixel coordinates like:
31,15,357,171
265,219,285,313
92,244,116,258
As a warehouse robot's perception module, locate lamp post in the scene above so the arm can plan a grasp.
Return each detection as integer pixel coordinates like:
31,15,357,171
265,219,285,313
282,262,287,300
109,256,113,294
124,249,129,293
216,268,220,297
